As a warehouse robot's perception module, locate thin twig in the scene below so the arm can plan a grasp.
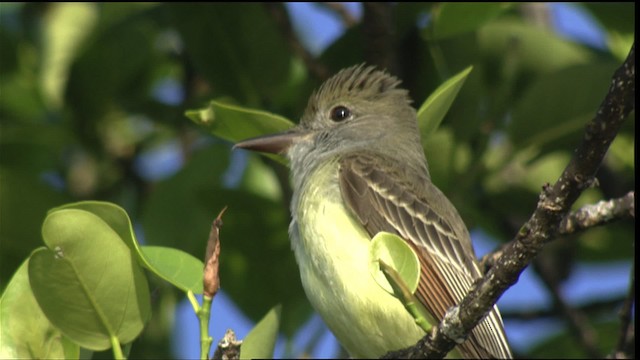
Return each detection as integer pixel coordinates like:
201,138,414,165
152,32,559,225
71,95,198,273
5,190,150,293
610,262,635,359
480,191,636,273
534,257,601,358
560,191,635,235
321,2,358,28
212,329,242,360
501,296,626,321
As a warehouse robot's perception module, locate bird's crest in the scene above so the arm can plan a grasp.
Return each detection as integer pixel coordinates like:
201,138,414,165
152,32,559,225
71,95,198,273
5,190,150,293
309,64,410,108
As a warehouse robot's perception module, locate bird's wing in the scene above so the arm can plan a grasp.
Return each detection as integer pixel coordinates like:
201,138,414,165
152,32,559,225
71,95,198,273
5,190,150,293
339,152,512,359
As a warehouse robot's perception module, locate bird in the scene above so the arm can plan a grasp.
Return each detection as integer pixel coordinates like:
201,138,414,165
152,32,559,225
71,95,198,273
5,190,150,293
235,64,512,359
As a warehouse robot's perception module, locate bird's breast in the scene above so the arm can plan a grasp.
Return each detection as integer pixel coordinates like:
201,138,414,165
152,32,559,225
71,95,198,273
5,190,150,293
288,161,424,358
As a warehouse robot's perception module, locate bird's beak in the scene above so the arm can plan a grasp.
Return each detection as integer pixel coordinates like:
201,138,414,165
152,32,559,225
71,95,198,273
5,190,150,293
233,129,308,155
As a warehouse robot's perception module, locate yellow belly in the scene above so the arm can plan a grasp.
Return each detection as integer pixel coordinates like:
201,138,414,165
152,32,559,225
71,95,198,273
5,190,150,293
290,163,425,358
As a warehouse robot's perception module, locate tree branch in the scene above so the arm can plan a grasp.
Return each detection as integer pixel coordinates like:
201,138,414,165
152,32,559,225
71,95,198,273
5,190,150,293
481,191,636,271
263,3,331,81
212,329,242,360
609,262,635,359
362,3,397,74
534,257,601,358
385,42,635,359
560,191,635,235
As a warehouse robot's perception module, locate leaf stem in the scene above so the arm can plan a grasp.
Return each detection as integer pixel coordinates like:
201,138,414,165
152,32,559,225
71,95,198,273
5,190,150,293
110,335,125,360
198,294,214,360
188,290,200,313
379,260,433,333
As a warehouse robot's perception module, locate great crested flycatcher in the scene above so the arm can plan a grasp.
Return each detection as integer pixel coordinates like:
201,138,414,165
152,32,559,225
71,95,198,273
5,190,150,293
235,65,512,359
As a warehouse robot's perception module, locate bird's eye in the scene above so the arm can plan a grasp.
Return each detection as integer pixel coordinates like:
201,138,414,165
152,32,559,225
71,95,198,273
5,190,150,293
330,105,351,122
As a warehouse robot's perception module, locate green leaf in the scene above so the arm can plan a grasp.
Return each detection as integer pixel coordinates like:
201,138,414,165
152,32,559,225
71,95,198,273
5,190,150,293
29,208,151,351
581,3,635,60
369,232,421,295
0,259,79,359
420,126,457,192
141,145,231,257
417,65,473,138
521,151,572,194
168,3,292,105
478,19,594,74
582,3,635,36
139,246,204,294
51,201,137,255
140,144,308,335
52,201,205,293
187,100,294,143
40,3,98,110
0,168,70,283
509,62,618,150
607,133,635,173
240,153,284,202
239,305,281,359
430,3,511,40
319,25,365,71
528,319,620,358
186,100,294,165
65,3,159,127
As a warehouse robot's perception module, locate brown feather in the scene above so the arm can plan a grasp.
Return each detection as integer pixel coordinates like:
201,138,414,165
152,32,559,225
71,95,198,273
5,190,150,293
339,152,512,359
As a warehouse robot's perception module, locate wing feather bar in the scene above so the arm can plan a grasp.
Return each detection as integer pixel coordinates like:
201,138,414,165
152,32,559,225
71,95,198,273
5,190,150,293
338,153,512,359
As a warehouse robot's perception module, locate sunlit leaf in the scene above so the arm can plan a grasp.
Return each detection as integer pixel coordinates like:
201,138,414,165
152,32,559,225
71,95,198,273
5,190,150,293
54,201,206,294
29,208,151,350
0,259,79,359
187,100,293,165
51,201,136,254
140,144,308,335
239,305,281,359
140,246,204,294
417,65,473,138
187,100,294,143
369,232,421,295
421,126,457,193
40,3,98,109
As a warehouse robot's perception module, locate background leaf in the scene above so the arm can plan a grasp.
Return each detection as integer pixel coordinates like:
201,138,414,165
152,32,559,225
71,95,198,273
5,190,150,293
430,3,511,40
40,3,98,110
509,62,619,151
168,3,292,106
